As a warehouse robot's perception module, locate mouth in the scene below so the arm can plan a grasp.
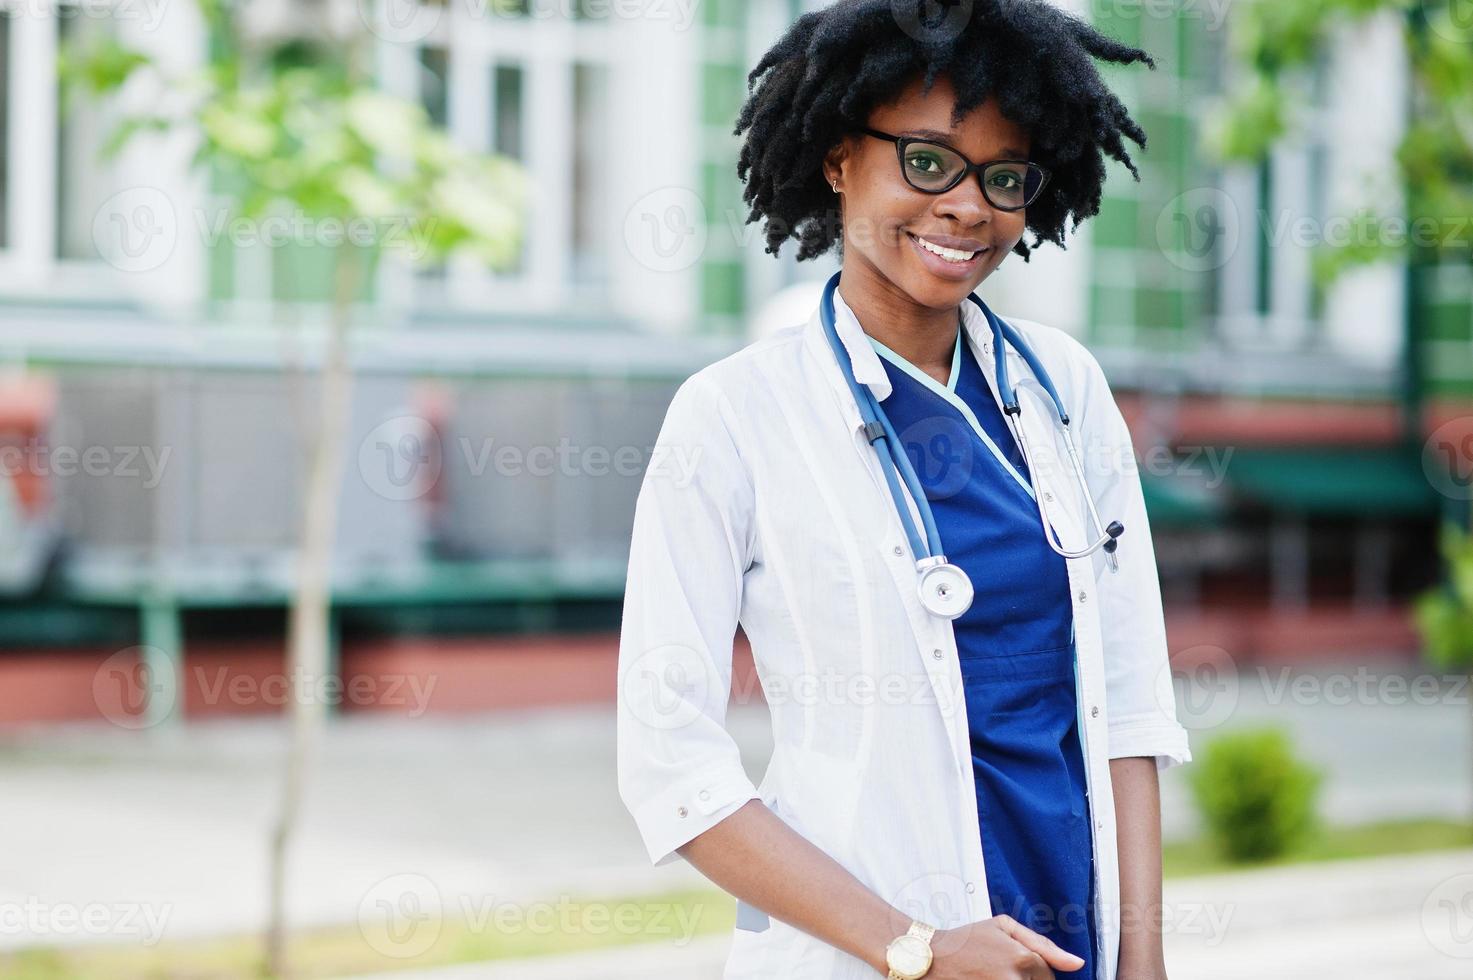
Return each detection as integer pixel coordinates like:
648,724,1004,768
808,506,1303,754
907,232,989,278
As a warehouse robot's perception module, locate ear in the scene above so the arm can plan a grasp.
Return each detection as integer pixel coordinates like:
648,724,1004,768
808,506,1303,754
821,139,851,188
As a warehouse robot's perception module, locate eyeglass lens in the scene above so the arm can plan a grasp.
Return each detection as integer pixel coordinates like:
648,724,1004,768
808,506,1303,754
900,140,1044,209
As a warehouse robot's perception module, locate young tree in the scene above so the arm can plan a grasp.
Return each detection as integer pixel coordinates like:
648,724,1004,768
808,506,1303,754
64,3,525,973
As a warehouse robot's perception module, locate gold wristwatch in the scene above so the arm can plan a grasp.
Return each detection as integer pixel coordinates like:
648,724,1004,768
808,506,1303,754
884,919,936,979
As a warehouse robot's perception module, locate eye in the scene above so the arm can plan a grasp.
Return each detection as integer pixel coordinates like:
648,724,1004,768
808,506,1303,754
904,151,946,175
989,169,1024,190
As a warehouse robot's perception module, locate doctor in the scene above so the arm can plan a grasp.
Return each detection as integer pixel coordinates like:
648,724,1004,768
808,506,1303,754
617,2,1191,978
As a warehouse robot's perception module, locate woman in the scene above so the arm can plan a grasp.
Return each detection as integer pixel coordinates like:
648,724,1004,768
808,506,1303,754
617,2,1191,978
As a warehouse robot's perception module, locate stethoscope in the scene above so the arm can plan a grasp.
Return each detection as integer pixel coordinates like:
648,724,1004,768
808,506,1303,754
819,271,1124,619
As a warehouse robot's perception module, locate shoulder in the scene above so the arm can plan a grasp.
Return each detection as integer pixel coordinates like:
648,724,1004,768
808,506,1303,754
658,322,808,446
674,322,809,414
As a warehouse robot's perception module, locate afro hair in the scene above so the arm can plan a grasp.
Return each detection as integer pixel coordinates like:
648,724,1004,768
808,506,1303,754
734,0,1156,263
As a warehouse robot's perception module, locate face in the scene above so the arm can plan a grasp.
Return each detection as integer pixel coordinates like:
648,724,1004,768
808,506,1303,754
823,74,1032,310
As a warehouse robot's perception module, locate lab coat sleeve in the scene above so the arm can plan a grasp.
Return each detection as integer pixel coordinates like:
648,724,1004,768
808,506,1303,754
1071,342,1193,773
616,371,762,867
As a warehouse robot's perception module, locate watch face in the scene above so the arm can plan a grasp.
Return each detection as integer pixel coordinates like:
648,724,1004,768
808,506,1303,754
886,934,932,977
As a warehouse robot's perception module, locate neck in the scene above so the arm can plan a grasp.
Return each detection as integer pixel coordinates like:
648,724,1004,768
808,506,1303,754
835,266,961,376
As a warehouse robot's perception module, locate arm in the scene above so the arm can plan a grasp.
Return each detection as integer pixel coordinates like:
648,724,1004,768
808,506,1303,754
615,374,898,972
680,802,1087,977
677,800,909,974
1110,756,1167,978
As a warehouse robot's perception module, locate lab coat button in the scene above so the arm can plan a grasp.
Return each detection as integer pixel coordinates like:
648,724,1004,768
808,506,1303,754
1044,491,1053,501
677,806,688,818
893,545,904,556
699,789,711,801
965,882,976,894
1078,590,1088,602
932,648,943,660
1090,705,1099,718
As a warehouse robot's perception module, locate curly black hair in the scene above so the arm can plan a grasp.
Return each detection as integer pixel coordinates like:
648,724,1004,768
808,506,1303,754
734,0,1156,263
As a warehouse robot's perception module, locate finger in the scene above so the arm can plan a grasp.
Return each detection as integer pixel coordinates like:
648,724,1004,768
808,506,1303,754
991,916,1086,972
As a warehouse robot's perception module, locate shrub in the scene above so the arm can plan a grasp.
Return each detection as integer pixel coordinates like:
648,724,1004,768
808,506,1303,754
1189,727,1322,863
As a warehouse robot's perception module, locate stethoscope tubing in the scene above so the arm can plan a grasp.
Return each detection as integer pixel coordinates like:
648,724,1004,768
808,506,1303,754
819,271,1123,575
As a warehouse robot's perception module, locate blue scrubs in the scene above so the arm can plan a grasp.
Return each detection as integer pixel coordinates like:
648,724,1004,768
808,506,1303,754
870,320,1098,977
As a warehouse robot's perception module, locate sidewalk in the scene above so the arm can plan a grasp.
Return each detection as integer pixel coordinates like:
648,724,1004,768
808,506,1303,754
0,672,1467,949
335,849,1473,979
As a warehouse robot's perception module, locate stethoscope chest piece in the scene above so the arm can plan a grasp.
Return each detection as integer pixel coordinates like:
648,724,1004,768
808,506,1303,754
916,558,974,619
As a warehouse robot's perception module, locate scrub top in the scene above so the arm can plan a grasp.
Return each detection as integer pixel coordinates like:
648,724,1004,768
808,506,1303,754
870,318,1098,977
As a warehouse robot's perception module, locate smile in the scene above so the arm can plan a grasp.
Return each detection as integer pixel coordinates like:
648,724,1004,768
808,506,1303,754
909,233,986,264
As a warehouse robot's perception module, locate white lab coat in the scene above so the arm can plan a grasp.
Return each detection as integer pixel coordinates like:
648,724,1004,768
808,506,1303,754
616,289,1192,979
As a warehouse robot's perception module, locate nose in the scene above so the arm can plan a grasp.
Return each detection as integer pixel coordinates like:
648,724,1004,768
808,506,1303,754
932,172,995,227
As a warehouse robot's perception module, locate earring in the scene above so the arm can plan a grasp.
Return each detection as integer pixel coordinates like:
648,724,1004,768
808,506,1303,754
832,179,839,194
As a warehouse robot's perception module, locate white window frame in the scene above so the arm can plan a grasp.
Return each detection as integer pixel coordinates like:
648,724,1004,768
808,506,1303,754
0,5,205,309
375,9,621,318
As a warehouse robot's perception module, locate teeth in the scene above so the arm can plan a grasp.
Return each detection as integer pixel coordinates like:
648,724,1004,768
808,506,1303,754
914,235,981,263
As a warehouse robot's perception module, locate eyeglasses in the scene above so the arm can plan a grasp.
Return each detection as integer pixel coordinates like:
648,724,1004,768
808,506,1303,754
861,127,1050,211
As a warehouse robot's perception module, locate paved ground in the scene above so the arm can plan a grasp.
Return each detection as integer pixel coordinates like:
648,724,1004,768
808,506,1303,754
0,660,1468,974
334,850,1473,979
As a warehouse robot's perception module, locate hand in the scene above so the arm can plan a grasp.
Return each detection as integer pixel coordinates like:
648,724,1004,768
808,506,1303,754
924,914,1085,979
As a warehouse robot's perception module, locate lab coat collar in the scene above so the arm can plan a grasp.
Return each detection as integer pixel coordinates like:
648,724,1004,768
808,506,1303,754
801,284,1023,431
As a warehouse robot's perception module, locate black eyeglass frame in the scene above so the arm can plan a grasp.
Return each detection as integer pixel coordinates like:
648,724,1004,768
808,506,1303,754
860,126,1051,211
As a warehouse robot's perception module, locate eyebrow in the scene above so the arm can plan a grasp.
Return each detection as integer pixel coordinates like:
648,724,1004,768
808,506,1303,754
903,128,1028,158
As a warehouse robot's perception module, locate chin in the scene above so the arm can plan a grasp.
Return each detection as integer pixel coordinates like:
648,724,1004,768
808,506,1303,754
896,264,985,309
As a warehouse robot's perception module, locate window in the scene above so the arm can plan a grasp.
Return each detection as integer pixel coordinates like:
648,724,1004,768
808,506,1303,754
380,5,623,313
0,7,167,300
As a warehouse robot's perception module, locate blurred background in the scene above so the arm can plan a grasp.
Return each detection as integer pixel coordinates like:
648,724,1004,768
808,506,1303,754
1,0,1472,977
